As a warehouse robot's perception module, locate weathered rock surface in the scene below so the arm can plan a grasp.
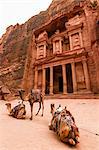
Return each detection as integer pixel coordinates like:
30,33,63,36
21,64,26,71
0,0,99,94
0,0,83,93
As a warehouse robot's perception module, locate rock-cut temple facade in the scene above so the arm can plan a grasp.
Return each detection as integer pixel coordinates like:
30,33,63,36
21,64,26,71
22,0,99,96
0,0,99,97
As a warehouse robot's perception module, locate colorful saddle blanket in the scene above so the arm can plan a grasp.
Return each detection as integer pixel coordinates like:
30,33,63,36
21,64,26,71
49,107,79,145
10,103,26,119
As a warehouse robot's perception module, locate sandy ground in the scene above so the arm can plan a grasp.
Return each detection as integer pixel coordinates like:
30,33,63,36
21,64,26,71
0,99,99,150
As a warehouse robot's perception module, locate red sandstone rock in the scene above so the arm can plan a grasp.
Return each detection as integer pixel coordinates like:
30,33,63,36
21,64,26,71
0,0,99,95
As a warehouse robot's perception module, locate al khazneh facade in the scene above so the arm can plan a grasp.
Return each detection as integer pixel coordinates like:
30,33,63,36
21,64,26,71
22,0,99,96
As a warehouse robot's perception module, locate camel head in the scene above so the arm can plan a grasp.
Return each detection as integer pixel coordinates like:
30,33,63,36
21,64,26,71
18,89,25,96
18,89,25,102
50,104,55,116
5,103,11,114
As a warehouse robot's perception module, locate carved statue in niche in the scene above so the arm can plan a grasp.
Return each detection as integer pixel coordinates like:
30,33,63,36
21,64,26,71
55,40,60,54
38,31,48,41
38,45,44,58
55,29,60,34
72,33,80,49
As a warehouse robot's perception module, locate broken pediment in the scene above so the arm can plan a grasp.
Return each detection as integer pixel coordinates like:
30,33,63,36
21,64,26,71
66,15,82,28
37,31,48,41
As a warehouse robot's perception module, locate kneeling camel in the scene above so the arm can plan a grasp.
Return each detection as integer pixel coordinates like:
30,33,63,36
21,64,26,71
49,104,80,146
5,102,26,119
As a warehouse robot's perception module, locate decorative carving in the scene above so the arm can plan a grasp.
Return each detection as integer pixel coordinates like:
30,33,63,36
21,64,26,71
89,0,98,10
36,31,48,59
66,15,81,27
55,41,60,53
55,29,60,34
37,31,48,41
37,45,44,59
72,33,80,50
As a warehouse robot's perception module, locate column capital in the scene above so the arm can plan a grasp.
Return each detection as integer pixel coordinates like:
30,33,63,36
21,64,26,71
42,65,45,69
82,56,87,62
35,66,38,71
71,60,75,65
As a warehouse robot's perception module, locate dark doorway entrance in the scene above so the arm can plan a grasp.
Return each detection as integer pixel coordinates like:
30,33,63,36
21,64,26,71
45,68,50,94
53,65,63,94
66,63,73,93
59,76,63,92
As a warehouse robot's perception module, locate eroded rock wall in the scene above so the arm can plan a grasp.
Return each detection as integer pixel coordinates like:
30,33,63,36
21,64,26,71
0,0,99,94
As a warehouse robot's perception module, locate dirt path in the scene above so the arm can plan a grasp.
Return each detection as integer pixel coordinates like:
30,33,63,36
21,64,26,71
0,99,99,150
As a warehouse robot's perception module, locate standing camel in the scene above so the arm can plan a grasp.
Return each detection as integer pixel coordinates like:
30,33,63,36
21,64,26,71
18,89,44,120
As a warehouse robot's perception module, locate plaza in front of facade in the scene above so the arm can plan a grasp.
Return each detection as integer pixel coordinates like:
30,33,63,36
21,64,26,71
0,99,99,150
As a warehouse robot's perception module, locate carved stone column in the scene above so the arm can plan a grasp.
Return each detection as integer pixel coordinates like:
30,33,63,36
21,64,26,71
50,66,53,95
42,68,46,96
37,46,39,59
79,31,83,48
69,35,73,50
34,66,38,89
53,42,56,54
71,62,77,93
82,59,90,91
59,40,62,53
62,64,67,94
44,44,46,57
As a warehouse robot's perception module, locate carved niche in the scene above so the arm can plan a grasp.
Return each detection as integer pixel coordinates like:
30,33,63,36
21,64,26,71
52,30,63,54
66,15,83,50
36,31,48,59
37,45,44,58
55,40,60,53
71,33,81,50
37,31,48,41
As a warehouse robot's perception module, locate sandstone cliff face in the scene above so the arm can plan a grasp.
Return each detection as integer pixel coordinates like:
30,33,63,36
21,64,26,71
0,0,99,93
0,0,84,93
0,23,29,92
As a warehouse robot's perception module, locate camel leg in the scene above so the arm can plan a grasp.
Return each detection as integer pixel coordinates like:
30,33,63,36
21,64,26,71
35,102,41,116
41,99,44,116
30,103,33,120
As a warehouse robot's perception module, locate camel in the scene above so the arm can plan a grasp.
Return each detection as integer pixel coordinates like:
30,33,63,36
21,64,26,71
5,102,26,119
49,104,80,146
18,89,44,120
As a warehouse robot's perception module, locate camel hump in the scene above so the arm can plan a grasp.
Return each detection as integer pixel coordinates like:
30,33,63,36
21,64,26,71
31,89,41,94
31,89,42,100
11,104,26,119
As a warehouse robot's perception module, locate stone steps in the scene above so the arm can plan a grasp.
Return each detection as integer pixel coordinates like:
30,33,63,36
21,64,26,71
44,93,99,99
